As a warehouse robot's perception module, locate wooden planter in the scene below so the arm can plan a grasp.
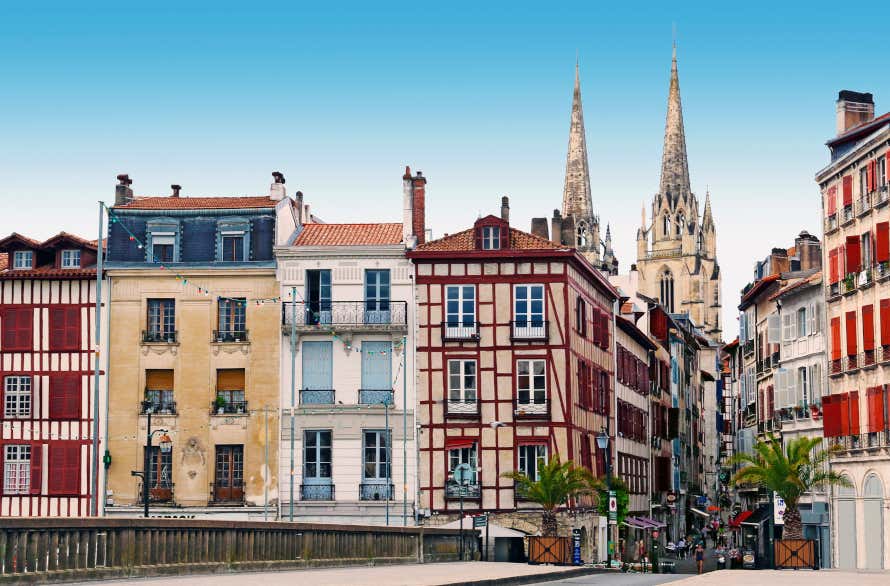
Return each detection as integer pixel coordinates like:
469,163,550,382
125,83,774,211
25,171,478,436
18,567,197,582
775,539,817,569
528,536,571,565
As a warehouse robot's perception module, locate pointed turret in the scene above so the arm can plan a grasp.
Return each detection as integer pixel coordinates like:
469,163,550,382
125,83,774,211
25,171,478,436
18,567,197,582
702,190,714,230
659,43,691,205
562,61,595,248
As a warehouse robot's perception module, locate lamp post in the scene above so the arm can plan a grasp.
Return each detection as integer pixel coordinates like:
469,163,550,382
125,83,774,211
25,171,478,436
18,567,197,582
450,462,472,561
596,426,613,568
132,401,172,518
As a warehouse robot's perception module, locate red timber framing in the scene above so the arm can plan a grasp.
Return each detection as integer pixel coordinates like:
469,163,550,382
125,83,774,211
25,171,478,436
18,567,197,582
0,236,99,517
408,217,619,515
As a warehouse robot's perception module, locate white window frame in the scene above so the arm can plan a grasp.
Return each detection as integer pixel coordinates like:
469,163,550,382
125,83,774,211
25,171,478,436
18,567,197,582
481,226,501,250
518,444,547,481
12,251,33,270
448,445,478,484
513,284,545,338
447,359,477,413
444,285,476,338
797,367,808,408
796,307,807,338
767,315,781,344
3,445,31,494
3,375,31,418
782,313,797,343
516,359,547,414
61,249,81,269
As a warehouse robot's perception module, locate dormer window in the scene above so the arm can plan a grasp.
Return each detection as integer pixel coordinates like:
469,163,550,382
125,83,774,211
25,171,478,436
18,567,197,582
221,233,245,262
61,249,81,269
151,234,175,263
481,226,501,250
12,251,32,270
216,219,250,262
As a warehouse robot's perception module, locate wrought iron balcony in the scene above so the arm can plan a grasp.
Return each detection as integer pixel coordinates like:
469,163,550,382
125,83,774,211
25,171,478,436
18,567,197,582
211,400,248,415
855,195,873,216
824,214,838,234
846,354,859,372
742,339,754,356
829,431,890,452
842,205,854,225
282,301,408,331
861,350,877,368
876,185,890,207
445,482,481,500
441,322,479,342
142,330,177,343
510,320,548,342
829,358,843,376
513,398,549,418
212,329,249,343
877,261,890,281
140,401,177,415
359,481,394,501
358,389,393,405
444,398,480,417
300,389,335,405
300,484,334,501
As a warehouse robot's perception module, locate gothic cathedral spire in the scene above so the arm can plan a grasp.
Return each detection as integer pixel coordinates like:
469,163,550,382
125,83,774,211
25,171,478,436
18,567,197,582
659,43,691,205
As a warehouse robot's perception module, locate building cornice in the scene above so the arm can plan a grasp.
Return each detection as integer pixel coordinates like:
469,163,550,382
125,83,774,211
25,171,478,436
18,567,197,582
274,244,408,259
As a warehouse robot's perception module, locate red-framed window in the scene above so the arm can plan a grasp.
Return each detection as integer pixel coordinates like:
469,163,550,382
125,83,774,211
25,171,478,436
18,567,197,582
47,442,81,496
0,443,42,495
49,307,81,351
49,374,81,420
1,307,33,351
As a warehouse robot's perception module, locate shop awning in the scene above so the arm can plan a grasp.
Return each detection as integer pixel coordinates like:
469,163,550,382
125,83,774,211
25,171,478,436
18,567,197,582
624,516,650,529
445,437,477,449
739,505,771,528
728,510,753,528
638,516,667,528
690,507,710,518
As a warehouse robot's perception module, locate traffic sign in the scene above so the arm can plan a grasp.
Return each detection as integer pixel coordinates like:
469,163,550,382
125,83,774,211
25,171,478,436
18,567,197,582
473,514,488,528
608,490,617,522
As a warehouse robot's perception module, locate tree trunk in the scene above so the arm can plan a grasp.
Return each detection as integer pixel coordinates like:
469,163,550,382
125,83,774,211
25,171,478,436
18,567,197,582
541,510,558,537
782,504,803,540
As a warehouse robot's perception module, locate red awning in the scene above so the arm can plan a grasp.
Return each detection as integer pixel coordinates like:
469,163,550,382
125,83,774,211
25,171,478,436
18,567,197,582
445,437,477,449
729,510,753,528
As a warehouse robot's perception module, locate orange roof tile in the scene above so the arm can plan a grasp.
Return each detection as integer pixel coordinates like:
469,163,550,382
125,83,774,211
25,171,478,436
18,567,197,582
0,267,96,280
293,223,404,247
416,227,563,252
116,196,278,210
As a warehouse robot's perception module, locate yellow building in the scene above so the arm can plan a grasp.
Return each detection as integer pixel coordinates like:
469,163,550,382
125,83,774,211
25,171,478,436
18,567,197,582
104,174,299,518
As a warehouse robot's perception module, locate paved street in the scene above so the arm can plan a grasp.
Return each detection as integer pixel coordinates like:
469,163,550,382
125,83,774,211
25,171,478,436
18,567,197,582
542,569,890,586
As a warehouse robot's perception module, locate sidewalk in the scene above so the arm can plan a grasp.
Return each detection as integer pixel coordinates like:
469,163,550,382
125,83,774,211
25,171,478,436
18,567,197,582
674,569,890,585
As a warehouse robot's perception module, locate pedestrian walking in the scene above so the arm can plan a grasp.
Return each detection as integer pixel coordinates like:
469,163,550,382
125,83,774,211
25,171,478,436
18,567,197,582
695,543,705,574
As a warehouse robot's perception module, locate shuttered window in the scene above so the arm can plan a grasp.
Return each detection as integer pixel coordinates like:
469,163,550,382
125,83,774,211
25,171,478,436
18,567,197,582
845,311,858,356
47,443,80,496
866,387,886,433
49,374,81,420
843,175,853,206
1,308,33,351
862,305,875,351
849,391,860,435
822,394,841,438
830,317,842,360
845,236,861,274
827,187,837,216
877,222,890,264
881,299,890,347
146,370,174,390
216,369,245,391
828,249,839,284
49,307,80,351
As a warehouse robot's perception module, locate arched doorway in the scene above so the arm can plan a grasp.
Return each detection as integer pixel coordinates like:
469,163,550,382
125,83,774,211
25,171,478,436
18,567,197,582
864,474,884,569
836,479,857,569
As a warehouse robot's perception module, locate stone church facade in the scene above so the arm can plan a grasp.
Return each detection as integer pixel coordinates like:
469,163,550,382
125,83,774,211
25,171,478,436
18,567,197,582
635,46,722,342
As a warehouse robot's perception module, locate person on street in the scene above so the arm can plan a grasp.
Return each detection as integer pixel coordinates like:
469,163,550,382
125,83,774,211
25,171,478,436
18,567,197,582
695,542,705,574
677,537,686,559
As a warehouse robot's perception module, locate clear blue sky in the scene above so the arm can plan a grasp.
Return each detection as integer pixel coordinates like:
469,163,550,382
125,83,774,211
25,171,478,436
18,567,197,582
1,1,888,338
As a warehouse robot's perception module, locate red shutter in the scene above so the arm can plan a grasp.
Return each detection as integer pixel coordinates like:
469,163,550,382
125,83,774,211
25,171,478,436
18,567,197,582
65,307,80,350
846,311,858,356
822,395,837,437
862,305,875,351
830,317,841,360
867,161,875,193
881,299,890,347
839,393,850,435
49,374,81,420
29,444,42,495
829,249,839,284
868,387,886,432
49,307,66,350
827,187,838,216
601,312,610,349
843,175,853,206
877,222,890,264
846,236,862,274
591,308,600,345
2,308,33,351
1,308,17,349
48,443,80,496
849,391,861,435
768,385,775,419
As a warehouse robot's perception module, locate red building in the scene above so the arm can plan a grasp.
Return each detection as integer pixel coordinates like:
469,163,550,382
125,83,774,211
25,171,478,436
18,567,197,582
407,192,618,560
0,232,102,517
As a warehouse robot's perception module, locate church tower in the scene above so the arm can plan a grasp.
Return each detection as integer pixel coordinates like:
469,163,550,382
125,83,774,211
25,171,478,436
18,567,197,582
636,45,722,341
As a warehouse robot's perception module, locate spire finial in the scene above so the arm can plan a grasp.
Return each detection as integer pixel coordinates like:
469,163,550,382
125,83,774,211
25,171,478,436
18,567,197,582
658,36,691,204
562,58,595,259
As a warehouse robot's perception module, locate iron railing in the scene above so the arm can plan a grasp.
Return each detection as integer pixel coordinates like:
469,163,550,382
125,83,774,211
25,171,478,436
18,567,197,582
445,482,481,499
828,430,890,451
742,339,754,356
846,354,859,372
876,185,890,207
358,389,393,405
513,398,549,417
510,320,548,342
861,350,877,368
211,400,248,414
300,389,335,405
282,301,408,328
830,358,843,376
441,322,479,341
444,398,480,417
301,484,335,501
359,482,394,501
842,205,854,224
142,330,177,343
825,214,838,234
855,195,872,216
212,329,249,343
140,401,177,415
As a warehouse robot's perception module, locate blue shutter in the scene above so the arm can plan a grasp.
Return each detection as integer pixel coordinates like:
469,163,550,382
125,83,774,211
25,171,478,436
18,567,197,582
361,342,392,394
302,342,332,390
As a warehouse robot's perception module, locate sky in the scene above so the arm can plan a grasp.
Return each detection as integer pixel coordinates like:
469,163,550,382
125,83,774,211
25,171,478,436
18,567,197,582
1,1,889,339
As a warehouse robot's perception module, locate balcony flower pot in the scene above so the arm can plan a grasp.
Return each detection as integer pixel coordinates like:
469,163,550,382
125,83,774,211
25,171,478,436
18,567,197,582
214,396,227,414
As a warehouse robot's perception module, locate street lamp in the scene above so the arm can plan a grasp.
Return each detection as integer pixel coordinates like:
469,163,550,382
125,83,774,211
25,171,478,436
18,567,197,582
596,427,613,568
132,401,172,518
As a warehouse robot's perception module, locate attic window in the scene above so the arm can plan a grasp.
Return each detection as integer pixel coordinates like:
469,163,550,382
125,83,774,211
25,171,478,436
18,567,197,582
12,251,32,270
481,226,501,250
61,250,81,269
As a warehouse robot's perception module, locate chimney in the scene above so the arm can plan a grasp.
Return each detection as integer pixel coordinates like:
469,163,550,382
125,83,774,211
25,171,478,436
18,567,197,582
836,90,875,135
402,166,426,248
795,230,822,271
115,174,133,206
171,184,181,198
295,191,305,225
270,171,287,200
550,210,563,246
530,217,549,240
500,196,510,223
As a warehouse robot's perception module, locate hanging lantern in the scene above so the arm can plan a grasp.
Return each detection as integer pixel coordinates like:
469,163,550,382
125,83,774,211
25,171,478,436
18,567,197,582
158,434,173,453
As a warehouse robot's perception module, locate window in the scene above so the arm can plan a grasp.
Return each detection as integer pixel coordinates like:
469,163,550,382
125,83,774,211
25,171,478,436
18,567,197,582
220,233,245,262
518,444,547,481
481,226,501,250
150,233,175,263
575,296,587,336
796,307,807,338
363,430,390,480
662,214,670,238
360,341,392,404
514,284,545,338
861,166,868,195
215,369,246,414
60,250,81,269
364,270,391,324
49,307,80,351
576,222,588,247
12,251,33,270
145,445,173,501
48,443,80,496
659,270,674,313
213,445,244,502
4,376,31,418
145,370,174,414
862,232,872,269
146,299,175,342
1,307,33,351
447,360,477,411
675,213,685,237
797,367,808,407
445,285,476,338
697,231,703,252
49,374,80,420
516,359,546,414
217,298,246,341
448,445,478,483
302,430,333,500
305,269,332,325
880,157,887,187
3,445,32,494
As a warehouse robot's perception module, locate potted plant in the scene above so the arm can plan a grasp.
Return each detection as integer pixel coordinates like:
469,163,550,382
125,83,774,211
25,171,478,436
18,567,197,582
214,395,227,415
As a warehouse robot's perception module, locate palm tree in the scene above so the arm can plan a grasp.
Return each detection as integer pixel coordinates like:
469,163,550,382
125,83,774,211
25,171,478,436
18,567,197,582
729,434,851,539
502,455,598,536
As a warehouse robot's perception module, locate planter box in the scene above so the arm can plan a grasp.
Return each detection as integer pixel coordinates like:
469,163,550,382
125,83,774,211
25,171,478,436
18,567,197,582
775,539,817,569
528,536,571,565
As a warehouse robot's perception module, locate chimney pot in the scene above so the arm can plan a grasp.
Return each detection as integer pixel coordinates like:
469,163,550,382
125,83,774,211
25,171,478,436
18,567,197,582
836,90,875,134
115,173,134,206
171,184,181,197
272,171,286,184
500,196,510,223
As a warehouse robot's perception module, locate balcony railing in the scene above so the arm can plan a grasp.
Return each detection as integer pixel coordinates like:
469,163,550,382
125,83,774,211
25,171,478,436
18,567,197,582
846,354,859,372
359,482,394,501
876,185,890,207
829,430,890,452
513,398,549,418
142,330,178,343
445,482,481,500
742,339,754,356
301,484,334,501
358,389,393,405
828,282,840,299
282,301,408,330
842,205,854,224
880,345,890,364
140,401,177,415
510,321,548,342
877,261,890,281
445,398,480,417
825,214,838,234
861,350,877,368
147,484,174,503
643,247,682,260
441,322,479,342
212,329,249,343
830,358,843,376
300,389,335,405
211,400,248,415
210,481,245,504
855,195,873,216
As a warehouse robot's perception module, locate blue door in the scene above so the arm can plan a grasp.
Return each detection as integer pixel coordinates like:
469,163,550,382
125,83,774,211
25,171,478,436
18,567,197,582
364,270,391,324
301,341,333,404
360,341,392,404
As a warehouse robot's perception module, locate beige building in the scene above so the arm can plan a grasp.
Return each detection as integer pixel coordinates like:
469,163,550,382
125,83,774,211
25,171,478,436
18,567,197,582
635,46,721,342
104,174,298,518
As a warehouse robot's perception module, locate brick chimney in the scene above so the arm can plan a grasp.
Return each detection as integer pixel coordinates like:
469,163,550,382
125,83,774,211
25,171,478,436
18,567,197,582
500,196,510,223
550,210,563,246
836,90,875,135
795,230,822,271
270,171,287,201
115,174,133,206
171,184,181,198
530,217,549,240
402,166,426,248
